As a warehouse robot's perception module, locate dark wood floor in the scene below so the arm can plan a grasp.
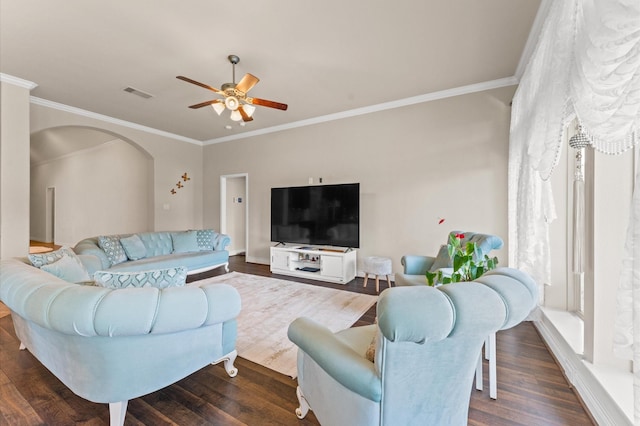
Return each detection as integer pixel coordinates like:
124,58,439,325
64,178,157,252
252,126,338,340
0,255,594,425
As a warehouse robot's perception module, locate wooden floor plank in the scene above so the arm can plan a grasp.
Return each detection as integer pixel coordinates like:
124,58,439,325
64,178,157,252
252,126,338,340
0,254,594,425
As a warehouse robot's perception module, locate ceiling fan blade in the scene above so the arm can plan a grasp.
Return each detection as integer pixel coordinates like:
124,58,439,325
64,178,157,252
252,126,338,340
188,99,222,109
238,105,254,122
176,76,223,94
235,73,259,94
247,97,288,111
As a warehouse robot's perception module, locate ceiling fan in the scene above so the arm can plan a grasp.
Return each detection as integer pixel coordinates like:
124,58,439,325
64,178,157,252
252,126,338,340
177,55,288,122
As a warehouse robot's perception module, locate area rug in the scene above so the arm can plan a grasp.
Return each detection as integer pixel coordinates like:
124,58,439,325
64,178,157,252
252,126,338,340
195,272,377,378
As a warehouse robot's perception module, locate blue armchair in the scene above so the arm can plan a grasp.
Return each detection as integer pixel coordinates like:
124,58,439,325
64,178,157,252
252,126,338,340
396,231,504,286
287,267,536,426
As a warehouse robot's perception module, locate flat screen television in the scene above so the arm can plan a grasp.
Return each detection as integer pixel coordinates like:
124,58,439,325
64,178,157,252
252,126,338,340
271,183,360,248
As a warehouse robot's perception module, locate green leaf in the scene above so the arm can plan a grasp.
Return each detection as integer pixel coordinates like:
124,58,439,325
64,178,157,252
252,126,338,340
425,271,437,286
453,254,465,272
466,242,476,256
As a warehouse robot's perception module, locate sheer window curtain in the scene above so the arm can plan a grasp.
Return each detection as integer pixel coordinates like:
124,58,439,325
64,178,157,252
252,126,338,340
509,0,639,421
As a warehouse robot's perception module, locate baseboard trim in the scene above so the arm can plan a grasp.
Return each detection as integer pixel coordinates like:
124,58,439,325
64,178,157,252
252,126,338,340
534,313,632,426
246,256,269,265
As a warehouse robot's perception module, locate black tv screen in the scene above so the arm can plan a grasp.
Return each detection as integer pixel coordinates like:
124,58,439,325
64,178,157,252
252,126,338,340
271,183,360,248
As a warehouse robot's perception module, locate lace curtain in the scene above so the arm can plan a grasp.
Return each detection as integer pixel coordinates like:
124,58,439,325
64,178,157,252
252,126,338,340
510,0,640,421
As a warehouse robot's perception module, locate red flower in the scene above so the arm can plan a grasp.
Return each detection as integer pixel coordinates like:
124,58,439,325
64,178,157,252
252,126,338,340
455,233,465,239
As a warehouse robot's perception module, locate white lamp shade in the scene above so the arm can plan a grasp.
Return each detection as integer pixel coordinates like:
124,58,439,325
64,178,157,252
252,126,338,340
211,102,225,115
243,104,256,118
230,109,242,121
225,96,240,111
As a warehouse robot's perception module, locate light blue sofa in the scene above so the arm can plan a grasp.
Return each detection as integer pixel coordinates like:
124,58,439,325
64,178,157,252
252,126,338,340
288,267,537,425
396,231,504,286
0,258,241,426
74,229,230,276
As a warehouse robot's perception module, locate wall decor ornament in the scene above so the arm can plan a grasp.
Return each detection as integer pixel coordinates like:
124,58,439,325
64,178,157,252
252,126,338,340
170,172,191,194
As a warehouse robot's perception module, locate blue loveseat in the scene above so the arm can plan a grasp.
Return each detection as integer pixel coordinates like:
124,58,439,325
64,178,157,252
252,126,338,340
73,229,230,276
0,257,241,426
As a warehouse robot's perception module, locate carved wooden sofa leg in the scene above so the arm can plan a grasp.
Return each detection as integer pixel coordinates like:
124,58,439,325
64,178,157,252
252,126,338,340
295,386,311,419
213,349,238,377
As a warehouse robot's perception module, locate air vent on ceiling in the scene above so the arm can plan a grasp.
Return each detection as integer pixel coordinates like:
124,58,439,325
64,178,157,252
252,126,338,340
123,86,153,99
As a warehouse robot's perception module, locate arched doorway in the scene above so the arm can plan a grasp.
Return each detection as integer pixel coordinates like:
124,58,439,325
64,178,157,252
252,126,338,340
30,126,154,246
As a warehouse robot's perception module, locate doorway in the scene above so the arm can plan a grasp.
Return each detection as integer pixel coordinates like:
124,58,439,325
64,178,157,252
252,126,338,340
45,187,55,243
220,174,248,257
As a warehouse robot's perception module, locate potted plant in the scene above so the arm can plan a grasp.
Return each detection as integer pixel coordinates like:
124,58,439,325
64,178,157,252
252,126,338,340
425,233,498,286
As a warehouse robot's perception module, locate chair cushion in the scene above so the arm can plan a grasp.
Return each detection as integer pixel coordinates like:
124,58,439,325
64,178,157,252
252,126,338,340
196,229,215,251
39,252,91,283
171,231,199,253
98,235,128,266
119,234,147,260
28,246,76,268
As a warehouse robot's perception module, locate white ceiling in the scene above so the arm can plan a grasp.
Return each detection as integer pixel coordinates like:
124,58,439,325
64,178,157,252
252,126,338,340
1,0,542,144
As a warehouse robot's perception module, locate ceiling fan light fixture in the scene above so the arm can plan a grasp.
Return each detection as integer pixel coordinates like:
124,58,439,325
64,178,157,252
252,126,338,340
211,102,225,115
229,109,242,121
243,104,256,118
225,96,239,111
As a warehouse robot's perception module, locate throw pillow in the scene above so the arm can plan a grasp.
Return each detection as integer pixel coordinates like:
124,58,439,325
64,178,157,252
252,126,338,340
93,266,188,289
28,246,76,268
429,244,452,272
119,234,147,260
40,253,91,283
196,229,214,251
97,235,128,267
171,230,199,253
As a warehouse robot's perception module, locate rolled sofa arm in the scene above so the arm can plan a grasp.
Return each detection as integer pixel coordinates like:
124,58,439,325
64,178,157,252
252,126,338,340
401,255,436,275
212,232,231,251
0,259,241,337
73,238,111,270
288,317,382,402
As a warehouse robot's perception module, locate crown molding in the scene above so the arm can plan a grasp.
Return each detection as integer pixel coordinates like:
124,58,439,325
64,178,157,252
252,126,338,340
204,76,519,145
24,75,519,147
29,96,203,146
0,73,38,90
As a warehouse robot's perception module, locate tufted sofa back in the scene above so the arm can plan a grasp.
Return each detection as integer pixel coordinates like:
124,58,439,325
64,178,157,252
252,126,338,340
137,232,173,257
0,259,241,337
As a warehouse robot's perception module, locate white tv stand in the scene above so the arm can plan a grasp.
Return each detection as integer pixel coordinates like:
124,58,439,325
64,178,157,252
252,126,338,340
270,245,357,284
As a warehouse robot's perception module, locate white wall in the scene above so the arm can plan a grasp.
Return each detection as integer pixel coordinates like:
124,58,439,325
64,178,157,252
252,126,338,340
0,81,32,259
30,139,151,246
29,105,204,234
203,86,515,274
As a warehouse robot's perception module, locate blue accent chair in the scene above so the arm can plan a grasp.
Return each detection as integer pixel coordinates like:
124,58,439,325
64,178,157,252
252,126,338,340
396,231,504,286
288,267,536,426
